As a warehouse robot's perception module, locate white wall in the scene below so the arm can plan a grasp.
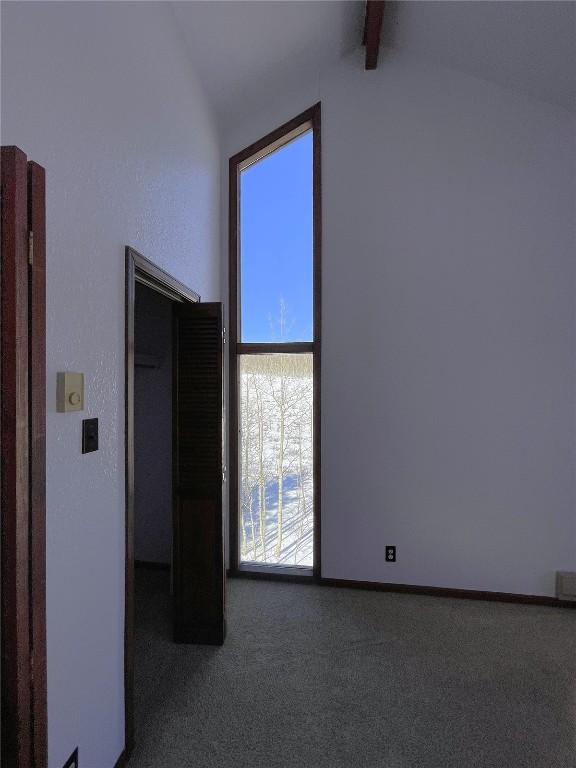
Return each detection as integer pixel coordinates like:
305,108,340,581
223,49,576,597
134,284,173,566
1,2,574,762
1,3,220,766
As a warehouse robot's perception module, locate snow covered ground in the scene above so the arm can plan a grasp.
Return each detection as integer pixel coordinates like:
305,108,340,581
239,355,314,567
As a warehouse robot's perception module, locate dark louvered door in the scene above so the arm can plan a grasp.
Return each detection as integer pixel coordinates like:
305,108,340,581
173,301,225,644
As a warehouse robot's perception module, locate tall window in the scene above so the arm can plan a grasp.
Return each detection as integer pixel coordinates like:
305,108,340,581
229,105,321,574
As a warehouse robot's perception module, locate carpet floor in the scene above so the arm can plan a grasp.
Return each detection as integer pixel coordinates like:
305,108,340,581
127,570,576,768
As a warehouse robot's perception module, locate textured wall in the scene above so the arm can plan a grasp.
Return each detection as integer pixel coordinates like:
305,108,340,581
134,284,173,566
1,3,220,766
223,49,576,597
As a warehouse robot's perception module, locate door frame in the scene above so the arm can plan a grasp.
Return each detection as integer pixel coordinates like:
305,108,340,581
124,246,200,756
1,146,47,768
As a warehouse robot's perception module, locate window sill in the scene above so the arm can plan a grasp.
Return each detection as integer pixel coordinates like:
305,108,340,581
230,563,315,582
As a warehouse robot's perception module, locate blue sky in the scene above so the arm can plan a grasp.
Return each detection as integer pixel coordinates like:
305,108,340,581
240,131,313,342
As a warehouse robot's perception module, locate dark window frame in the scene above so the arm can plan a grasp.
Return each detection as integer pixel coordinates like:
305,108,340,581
228,103,322,579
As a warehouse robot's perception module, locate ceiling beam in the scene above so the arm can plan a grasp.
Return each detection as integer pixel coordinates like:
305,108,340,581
363,1,385,70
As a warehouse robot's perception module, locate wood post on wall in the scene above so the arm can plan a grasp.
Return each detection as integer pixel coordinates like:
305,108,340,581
1,146,48,768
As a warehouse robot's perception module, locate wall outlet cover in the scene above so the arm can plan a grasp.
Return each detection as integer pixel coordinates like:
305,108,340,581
556,571,576,601
385,545,396,563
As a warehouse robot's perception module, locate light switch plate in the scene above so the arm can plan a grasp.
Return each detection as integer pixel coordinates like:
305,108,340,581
57,372,84,412
82,418,98,454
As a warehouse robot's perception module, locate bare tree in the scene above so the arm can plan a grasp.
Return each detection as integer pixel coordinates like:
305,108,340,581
239,300,314,565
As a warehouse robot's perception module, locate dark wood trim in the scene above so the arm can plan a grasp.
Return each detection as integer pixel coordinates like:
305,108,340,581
128,247,200,304
113,748,129,768
319,577,576,609
1,147,48,768
228,104,322,579
229,567,574,609
134,560,170,571
62,748,78,768
228,560,576,608
237,342,314,355
27,160,48,768
230,565,314,584
228,153,240,573
311,103,322,579
124,246,200,758
124,251,136,757
229,104,321,170
364,1,385,70
1,145,32,768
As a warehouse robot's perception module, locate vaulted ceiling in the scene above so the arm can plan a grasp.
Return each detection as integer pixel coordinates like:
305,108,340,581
171,1,364,120
171,1,576,122
383,1,576,113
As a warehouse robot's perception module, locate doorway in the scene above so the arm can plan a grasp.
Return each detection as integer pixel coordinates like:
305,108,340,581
134,282,173,574
124,247,225,757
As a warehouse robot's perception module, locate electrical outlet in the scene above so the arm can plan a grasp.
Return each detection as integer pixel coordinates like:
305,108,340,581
385,545,396,563
62,748,78,768
556,571,576,601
